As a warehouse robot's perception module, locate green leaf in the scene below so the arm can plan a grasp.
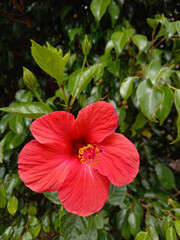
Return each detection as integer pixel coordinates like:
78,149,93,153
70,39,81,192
28,205,37,216
132,112,147,136
11,226,23,240
0,137,5,163
174,220,180,237
0,186,6,208
42,215,50,233
107,58,120,74
22,232,33,240
105,40,114,56
98,231,115,240
69,64,99,98
120,77,134,100
0,166,6,179
171,89,180,143
128,212,141,236
31,40,64,82
108,185,127,206
61,213,91,240
147,18,158,28
29,224,41,238
132,34,148,53
68,28,82,42
136,79,164,120
155,163,175,189
176,21,180,36
43,191,61,205
166,227,177,240
108,0,120,27
174,208,180,219
111,31,128,57
122,223,131,240
90,0,110,22
116,209,129,230
135,232,150,240
3,226,13,240
15,90,33,103
4,131,26,150
7,196,18,215
94,214,104,229
9,116,24,134
0,102,50,119
0,114,11,135
156,86,173,125
149,227,159,240
147,59,162,85
6,174,21,196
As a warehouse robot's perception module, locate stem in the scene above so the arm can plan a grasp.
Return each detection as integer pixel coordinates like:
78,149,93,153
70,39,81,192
70,54,87,107
148,35,167,56
33,89,52,112
61,84,70,112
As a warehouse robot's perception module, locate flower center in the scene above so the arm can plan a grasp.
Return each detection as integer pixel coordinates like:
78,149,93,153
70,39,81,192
78,144,101,167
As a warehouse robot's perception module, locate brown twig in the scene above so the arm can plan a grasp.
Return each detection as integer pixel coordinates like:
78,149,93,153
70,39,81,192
10,0,24,12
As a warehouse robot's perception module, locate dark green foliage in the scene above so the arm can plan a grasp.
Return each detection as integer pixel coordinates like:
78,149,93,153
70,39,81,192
0,0,180,239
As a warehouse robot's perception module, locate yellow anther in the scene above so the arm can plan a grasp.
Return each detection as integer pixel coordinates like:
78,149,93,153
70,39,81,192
78,144,101,167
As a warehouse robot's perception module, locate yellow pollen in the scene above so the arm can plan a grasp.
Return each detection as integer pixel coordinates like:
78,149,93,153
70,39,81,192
78,144,101,167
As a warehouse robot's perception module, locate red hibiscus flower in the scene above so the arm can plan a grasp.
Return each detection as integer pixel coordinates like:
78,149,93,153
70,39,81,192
18,101,139,216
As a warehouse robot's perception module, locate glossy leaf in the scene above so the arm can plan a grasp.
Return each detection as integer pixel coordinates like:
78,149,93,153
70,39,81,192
9,116,24,134
22,232,33,240
28,205,37,216
128,212,141,236
43,191,61,205
156,86,173,125
0,114,11,135
31,40,66,82
68,28,82,42
147,59,161,85
0,186,6,208
108,0,120,27
171,89,180,143
120,77,134,100
149,226,159,240
7,196,18,215
0,138,5,163
90,0,110,22
166,227,177,240
132,34,148,53
42,215,50,233
174,220,180,237
111,31,128,57
155,163,175,189
116,209,129,230
4,131,26,150
94,214,104,229
108,185,127,206
3,226,13,239
122,223,131,240
61,213,91,240
136,79,163,120
69,64,99,97
29,224,41,238
176,21,180,36
0,102,50,119
132,112,147,136
135,232,150,240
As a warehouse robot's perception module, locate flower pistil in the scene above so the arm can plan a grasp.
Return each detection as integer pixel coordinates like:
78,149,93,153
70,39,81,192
78,144,101,167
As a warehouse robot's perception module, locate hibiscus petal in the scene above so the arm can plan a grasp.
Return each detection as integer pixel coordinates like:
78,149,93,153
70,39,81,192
30,111,75,144
93,133,139,186
76,101,119,143
58,161,110,217
18,140,70,192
